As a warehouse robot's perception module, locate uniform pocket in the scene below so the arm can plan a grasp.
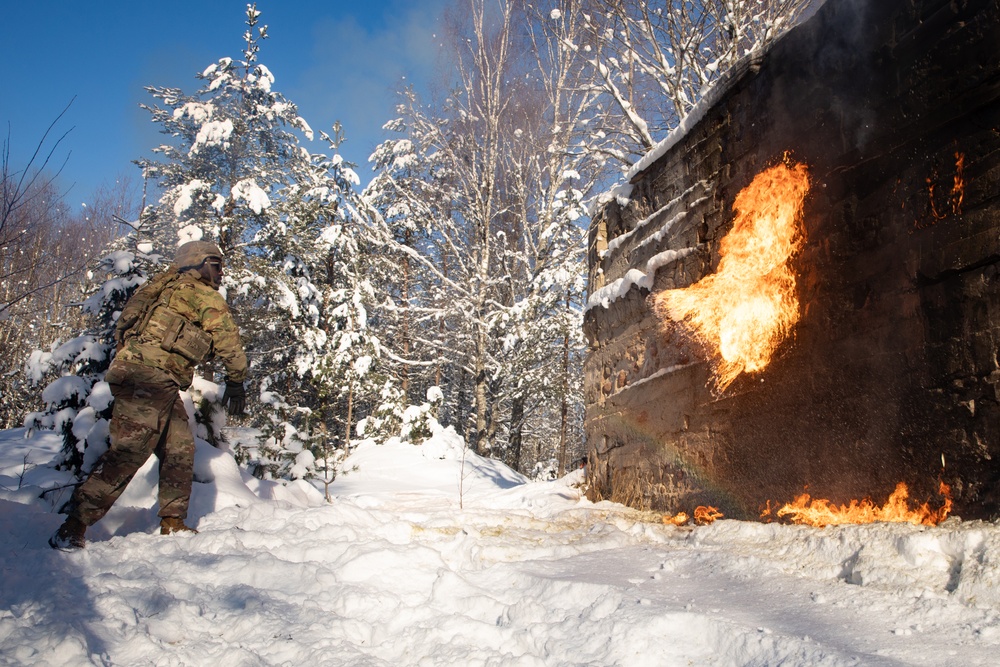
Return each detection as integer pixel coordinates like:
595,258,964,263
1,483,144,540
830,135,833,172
160,314,213,363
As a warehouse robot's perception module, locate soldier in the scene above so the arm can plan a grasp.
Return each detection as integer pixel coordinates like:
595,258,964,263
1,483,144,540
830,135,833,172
49,240,248,550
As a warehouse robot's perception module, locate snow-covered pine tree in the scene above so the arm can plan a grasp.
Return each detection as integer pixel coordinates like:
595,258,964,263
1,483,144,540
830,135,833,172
308,130,386,461
132,4,382,480
25,234,165,473
247,128,382,480
363,98,460,431
135,5,315,416
137,5,314,258
236,151,329,479
357,379,407,443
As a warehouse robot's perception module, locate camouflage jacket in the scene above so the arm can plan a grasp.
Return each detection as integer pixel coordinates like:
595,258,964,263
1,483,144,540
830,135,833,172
112,269,248,389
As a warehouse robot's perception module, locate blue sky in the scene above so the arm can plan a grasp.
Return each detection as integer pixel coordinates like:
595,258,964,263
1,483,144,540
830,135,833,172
0,0,448,206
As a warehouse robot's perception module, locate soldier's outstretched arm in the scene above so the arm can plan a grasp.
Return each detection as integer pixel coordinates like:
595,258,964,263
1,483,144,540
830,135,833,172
197,292,249,384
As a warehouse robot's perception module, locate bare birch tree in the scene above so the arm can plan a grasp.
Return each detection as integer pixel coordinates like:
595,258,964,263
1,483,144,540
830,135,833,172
572,0,810,167
0,102,137,428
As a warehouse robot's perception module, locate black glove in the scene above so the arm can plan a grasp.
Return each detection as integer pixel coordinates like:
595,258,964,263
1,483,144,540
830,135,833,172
222,380,246,416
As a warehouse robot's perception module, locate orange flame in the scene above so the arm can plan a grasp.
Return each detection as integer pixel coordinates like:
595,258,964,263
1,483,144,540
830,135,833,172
694,505,724,525
653,160,811,391
762,481,952,527
951,152,965,215
927,152,965,220
662,512,689,526
662,506,724,526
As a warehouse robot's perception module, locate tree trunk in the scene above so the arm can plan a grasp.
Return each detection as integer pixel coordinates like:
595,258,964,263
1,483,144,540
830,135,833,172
474,336,490,455
400,229,411,397
508,394,524,472
344,376,354,451
558,293,571,474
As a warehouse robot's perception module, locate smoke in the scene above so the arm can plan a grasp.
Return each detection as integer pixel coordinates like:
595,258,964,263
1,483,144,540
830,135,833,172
767,0,882,156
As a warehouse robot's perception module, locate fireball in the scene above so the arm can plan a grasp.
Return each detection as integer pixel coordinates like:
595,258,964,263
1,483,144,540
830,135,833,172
654,160,811,391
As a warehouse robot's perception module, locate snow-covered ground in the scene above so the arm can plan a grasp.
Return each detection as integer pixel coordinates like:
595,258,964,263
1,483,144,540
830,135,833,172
2,424,1000,666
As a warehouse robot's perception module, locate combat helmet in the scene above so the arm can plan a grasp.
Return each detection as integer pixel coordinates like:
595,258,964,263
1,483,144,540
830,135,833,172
172,240,223,271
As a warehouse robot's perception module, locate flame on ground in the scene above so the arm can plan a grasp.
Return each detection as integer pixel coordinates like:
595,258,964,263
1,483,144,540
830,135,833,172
653,160,811,392
663,512,689,526
694,505,724,525
761,481,953,527
662,506,723,526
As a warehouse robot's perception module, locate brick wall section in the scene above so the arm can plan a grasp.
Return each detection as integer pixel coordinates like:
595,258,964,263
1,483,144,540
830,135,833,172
584,0,1000,519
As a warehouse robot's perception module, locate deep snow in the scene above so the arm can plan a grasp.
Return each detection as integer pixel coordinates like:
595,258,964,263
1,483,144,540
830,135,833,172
2,423,1000,666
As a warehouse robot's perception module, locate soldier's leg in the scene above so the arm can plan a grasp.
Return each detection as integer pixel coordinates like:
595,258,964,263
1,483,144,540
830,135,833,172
155,395,195,520
69,385,173,526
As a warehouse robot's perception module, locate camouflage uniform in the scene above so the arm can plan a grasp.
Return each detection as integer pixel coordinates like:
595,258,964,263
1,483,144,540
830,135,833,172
66,246,247,531
114,268,247,390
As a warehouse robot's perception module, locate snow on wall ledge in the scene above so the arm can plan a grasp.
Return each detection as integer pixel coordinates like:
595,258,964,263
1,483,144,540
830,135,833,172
583,0,1000,520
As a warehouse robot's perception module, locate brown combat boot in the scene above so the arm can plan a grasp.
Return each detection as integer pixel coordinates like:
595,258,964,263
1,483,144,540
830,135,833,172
160,517,198,535
49,516,87,551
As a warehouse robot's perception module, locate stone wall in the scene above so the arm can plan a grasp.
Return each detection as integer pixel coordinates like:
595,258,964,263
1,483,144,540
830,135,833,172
584,0,1000,519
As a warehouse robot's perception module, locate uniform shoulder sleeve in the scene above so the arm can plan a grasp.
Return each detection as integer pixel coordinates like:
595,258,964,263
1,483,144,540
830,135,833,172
173,279,248,382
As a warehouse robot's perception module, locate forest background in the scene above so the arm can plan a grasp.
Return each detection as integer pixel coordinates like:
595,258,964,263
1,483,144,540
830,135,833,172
0,0,809,485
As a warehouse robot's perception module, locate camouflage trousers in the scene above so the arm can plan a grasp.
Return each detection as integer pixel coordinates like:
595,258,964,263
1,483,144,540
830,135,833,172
70,361,195,526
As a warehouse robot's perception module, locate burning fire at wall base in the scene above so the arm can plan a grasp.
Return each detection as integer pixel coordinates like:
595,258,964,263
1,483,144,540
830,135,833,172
761,481,953,528
661,481,954,528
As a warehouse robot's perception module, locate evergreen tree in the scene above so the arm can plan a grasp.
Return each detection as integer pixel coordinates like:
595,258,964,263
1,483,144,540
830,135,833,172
247,130,382,480
136,5,314,257
132,4,381,480
25,236,165,472
364,99,458,426
28,4,378,485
